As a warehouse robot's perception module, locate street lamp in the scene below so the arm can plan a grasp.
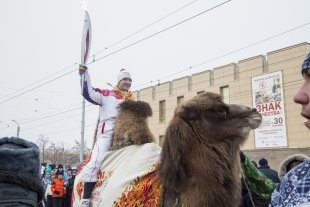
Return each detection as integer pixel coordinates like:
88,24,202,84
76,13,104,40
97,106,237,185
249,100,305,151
12,120,20,137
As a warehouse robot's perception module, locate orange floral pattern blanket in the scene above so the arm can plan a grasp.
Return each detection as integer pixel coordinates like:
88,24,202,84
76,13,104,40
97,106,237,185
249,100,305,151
72,143,163,207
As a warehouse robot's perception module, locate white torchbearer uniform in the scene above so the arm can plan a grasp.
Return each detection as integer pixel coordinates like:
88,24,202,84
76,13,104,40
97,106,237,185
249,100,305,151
81,70,125,182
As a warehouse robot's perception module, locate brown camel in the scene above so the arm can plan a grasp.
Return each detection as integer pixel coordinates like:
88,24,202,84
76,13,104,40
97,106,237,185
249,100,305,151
158,92,262,207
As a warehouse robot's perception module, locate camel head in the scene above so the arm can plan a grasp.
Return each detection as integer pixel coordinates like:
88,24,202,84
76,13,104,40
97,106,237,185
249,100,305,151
176,92,262,144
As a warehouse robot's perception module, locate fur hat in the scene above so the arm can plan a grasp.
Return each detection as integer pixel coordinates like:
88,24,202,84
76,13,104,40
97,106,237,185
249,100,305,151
258,158,268,166
301,52,310,74
0,137,44,201
278,154,310,180
117,69,132,84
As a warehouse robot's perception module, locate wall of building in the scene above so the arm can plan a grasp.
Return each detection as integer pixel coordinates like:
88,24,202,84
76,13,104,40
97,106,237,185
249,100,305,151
136,42,310,169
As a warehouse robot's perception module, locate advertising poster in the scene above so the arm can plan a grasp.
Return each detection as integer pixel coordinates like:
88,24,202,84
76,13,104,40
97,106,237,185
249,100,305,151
252,71,287,148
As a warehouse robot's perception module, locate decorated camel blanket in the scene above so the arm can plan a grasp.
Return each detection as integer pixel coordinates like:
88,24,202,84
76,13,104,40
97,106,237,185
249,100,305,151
72,143,163,207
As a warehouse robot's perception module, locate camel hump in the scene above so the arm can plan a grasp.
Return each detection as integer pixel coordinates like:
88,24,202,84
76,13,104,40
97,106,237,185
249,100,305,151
119,100,152,117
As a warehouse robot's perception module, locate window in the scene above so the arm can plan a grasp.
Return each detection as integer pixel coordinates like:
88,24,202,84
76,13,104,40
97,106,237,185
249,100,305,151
152,87,156,100
177,96,184,105
169,82,173,96
159,135,165,147
159,100,166,122
197,91,205,95
136,91,141,101
188,76,192,91
220,86,229,104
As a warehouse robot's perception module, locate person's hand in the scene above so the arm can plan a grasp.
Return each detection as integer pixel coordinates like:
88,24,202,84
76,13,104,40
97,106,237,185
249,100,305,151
54,190,60,195
79,64,87,75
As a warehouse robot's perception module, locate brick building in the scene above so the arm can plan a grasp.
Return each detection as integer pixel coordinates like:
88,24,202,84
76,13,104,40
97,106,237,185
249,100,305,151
134,42,310,169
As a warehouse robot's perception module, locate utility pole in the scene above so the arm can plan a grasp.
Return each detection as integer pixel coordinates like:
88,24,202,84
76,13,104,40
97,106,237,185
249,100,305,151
80,98,85,163
12,120,20,137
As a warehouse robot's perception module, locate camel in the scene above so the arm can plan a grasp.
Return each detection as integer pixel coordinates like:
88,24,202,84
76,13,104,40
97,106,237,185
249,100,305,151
158,92,262,207
72,92,262,207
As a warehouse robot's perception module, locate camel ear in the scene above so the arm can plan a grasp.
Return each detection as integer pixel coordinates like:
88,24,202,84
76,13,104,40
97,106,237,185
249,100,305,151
159,117,189,193
177,106,199,120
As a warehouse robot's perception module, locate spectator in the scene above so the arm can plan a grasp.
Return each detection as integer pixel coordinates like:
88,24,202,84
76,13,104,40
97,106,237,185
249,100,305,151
65,164,71,171
258,158,280,183
269,52,310,206
65,168,77,207
251,160,258,168
0,137,44,206
42,171,51,190
45,173,56,207
51,164,56,171
45,164,53,174
240,152,276,207
51,172,66,207
57,164,69,184
278,154,309,181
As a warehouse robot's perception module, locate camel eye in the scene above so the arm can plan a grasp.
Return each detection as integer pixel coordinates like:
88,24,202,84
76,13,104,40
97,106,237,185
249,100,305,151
216,108,227,119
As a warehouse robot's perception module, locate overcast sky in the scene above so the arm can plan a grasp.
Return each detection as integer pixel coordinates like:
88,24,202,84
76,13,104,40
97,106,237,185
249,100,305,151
0,0,309,148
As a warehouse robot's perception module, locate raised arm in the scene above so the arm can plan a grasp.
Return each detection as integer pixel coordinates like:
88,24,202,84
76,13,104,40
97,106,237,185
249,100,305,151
79,65,103,105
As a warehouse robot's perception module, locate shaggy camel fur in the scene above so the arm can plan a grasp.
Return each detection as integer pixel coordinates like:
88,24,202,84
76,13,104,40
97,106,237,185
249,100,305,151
158,92,262,207
110,100,155,151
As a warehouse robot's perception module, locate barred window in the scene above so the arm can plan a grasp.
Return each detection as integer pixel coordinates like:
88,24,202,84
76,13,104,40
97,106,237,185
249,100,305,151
177,96,184,105
159,100,166,122
220,86,229,104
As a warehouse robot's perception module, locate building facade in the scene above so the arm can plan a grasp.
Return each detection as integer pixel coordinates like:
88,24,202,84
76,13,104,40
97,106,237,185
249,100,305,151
134,42,310,168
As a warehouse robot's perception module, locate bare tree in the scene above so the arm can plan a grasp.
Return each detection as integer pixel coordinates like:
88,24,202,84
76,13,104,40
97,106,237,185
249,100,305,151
73,139,90,162
36,139,90,167
37,134,49,163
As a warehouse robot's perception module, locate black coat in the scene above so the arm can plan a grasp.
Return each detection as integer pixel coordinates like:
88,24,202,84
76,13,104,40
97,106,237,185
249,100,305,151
258,166,280,183
0,172,44,207
240,177,270,207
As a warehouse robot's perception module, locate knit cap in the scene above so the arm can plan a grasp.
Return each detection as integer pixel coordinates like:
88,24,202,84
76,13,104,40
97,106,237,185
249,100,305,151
259,158,268,166
117,69,132,84
301,52,310,74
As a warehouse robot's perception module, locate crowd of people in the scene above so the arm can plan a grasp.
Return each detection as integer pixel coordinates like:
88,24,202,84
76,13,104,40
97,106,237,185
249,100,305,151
41,164,77,207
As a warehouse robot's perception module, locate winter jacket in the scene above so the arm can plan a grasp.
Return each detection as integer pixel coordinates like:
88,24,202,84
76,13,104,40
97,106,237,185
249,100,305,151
258,166,280,183
270,160,310,206
51,178,66,198
81,70,132,139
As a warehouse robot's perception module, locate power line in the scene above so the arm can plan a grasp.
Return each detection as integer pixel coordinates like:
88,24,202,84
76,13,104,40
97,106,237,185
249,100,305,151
15,79,303,136
0,0,199,103
18,103,90,122
21,107,96,131
2,3,307,103
1,51,305,130
0,67,78,105
92,0,232,63
0,63,77,101
135,52,306,97
44,122,97,136
92,0,199,56
132,22,310,89
0,0,231,105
